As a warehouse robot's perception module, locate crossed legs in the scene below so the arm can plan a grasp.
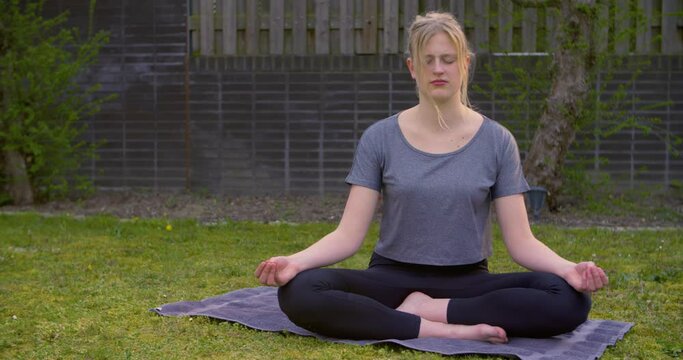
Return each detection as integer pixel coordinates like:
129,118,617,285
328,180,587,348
396,292,507,343
278,262,590,341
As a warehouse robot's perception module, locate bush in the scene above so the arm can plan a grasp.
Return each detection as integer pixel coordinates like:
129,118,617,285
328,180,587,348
0,0,111,202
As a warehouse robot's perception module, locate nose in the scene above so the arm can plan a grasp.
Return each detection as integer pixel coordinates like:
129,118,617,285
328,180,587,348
431,59,445,73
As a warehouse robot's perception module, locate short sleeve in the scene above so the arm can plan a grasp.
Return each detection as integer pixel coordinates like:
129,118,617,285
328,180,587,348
345,126,383,192
491,129,530,198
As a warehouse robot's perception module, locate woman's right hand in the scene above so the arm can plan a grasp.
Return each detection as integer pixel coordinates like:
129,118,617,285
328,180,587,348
254,186,379,287
254,256,301,286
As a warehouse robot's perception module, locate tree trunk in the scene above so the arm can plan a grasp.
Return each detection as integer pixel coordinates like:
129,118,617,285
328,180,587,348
523,0,592,211
3,149,34,205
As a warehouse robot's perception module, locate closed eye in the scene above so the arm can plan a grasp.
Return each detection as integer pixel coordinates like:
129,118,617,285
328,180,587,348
442,55,456,63
424,55,457,65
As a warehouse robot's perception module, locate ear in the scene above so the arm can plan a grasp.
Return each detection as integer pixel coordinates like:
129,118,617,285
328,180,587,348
406,57,416,80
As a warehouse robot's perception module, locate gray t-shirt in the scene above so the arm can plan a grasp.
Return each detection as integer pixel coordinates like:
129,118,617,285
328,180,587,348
345,113,530,266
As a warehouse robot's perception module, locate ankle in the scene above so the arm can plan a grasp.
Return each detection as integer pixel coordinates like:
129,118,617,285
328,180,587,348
396,292,430,317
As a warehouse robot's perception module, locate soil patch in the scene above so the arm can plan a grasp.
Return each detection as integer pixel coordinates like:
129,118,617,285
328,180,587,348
1,190,681,228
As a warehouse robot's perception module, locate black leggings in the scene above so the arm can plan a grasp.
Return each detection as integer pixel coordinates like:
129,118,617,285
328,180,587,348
278,253,591,340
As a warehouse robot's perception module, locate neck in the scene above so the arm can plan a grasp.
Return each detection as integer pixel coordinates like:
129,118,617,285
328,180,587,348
415,98,469,131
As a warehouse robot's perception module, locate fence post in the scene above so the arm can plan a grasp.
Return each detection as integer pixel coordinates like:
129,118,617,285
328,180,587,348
199,0,213,56
424,0,440,12
522,7,537,52
498,0,513,52
662,0,683,54
270,0,285,54
635,0,652,53
315,0,330,54
403,0,418,40
222,0,236,55
546,6,558,52
595,1,609,53
473,0,489,52
615,0,631,54
246,0,259,55
293,0,307,55
383,0,399,54
340,0,354,55
451,0,465,26
360,0,378,54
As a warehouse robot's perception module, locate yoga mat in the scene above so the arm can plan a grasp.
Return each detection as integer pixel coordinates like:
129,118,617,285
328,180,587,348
152,286,632,360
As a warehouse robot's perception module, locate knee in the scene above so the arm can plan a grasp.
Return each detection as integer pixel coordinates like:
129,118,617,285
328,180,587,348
277,269,331,325
564,290,592,331
544,274,593,335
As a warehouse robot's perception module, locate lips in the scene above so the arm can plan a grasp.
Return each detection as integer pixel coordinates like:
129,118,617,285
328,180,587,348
430,80,448,86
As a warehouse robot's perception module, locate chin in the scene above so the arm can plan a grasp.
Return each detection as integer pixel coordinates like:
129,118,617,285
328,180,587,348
429,92,457,104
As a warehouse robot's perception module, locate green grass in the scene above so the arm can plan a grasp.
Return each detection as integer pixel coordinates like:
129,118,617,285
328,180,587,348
0,213,681,359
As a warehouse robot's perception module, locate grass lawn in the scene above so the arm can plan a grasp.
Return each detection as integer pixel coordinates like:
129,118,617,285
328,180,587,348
0,213,681,359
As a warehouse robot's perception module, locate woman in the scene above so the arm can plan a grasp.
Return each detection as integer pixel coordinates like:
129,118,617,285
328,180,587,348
255,12,607,344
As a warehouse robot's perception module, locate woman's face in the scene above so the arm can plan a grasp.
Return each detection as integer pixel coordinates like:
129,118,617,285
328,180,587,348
408,31,469,105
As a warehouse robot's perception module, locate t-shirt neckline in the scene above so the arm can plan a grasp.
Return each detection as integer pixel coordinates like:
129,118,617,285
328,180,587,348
393,112,489,157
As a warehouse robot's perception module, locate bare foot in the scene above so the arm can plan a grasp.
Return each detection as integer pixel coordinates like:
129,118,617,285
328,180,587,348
397,291,450,322
450,323,508,344
396,291,431,315
420,319,508,344
399,292,508,344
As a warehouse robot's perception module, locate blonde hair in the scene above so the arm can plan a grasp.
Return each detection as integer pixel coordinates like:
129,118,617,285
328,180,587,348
406,12,473,129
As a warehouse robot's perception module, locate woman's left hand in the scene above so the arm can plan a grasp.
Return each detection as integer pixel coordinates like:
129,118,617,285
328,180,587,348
562,262,609,293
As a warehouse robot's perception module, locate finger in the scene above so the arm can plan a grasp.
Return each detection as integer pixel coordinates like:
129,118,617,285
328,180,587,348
580,267,592,292
258,262,273,284
591,267,607,291
254,261,267,277
586,267,598,291
588,267,600,290
267,263,278,286
257,269,268,284
599,268,609,286
583,267,592,288
593,267,608,289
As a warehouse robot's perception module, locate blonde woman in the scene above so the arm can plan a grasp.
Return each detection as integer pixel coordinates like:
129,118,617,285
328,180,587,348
255,12,607,343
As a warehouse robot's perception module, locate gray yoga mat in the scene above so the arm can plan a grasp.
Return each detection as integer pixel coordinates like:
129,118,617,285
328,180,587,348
152,286,632,360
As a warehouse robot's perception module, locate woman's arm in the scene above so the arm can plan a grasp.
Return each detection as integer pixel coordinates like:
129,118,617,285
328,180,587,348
255,185,380,286
494,194,608,292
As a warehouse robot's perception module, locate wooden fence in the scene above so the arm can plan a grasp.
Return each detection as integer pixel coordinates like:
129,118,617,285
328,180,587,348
188,0,683,56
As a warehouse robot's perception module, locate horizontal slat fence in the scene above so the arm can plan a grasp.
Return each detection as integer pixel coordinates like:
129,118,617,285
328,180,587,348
189,0,683,56
41,1,681,195
187,54,683,194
